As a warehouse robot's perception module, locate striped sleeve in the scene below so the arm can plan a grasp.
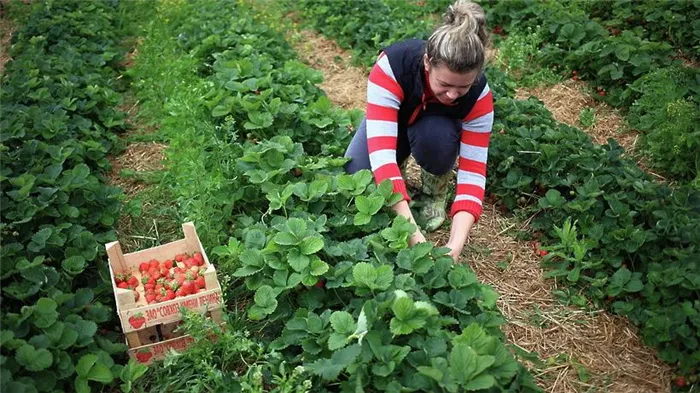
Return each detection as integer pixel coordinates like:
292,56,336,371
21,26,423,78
451,83,494,221
366,52,409,200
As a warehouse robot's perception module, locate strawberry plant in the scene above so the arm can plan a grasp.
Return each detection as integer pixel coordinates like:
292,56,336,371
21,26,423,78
0,1,132,392
125,0,543,390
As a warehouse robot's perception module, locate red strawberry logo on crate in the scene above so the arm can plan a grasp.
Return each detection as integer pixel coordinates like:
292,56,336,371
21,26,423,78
135,349,153,363
128,313,146,329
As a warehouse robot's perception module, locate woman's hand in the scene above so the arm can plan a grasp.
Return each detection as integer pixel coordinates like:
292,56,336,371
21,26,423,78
409,229,427,246
444,211,476,262
390,200,427,246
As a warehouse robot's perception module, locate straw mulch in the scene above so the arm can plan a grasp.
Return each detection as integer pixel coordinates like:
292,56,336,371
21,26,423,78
515,81,637,152
285,19,367,110
403,157,671,392
107,142,166,197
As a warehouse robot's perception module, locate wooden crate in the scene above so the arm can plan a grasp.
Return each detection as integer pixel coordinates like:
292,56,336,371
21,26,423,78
127,310,223,365
105,222,224,350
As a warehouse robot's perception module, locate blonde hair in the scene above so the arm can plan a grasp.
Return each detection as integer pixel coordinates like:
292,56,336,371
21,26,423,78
426,0,490,73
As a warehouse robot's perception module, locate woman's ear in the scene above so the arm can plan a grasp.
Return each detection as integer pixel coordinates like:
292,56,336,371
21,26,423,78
423,54,431,71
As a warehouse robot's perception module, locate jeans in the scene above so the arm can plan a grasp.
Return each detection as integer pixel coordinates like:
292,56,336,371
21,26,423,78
344,115,462,176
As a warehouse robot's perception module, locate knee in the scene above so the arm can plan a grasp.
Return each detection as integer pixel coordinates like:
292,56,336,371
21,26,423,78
409,117,460,176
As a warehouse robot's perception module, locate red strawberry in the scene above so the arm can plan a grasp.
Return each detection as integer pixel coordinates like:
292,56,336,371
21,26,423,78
195,276,206,289
181,281,195,294
135,350,153,363
146,293,156,303
128,276,139,286
193,252,204,266
149,259,159,269
175,253,187,262
164,259,173,269
315,279,325,288
175,288,187,298
598,91,606,96
128,313,146,329
117,282,129,289
139,262,149,272
539,250,548,257
675,376,686,387
165,289,175,301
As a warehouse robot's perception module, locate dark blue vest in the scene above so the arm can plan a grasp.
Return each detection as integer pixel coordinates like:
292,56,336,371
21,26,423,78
382,39,488,127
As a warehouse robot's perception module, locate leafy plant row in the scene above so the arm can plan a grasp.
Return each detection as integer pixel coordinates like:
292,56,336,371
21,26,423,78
126,0,541,391
285,0,700,381
0,1,132,392
484,0,700,185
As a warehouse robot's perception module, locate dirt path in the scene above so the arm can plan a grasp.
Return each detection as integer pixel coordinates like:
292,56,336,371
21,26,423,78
282,17,671,393
514,82,668,182
1,3,15,75
106,37,170,254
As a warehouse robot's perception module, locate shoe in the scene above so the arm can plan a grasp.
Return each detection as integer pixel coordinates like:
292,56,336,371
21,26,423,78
415,168,452,232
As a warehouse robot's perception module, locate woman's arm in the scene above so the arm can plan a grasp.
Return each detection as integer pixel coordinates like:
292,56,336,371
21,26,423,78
446,211,475,260
392,200,426,245
446,81,494,261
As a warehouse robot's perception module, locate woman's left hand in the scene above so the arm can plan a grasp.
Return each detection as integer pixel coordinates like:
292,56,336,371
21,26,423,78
445,242,463,262
444,211,476,262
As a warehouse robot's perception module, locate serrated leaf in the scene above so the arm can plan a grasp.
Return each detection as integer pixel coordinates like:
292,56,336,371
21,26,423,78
87,362,113,384
288,250,310,272
76,354,98,377
274,231,299,246
33,298,58,329
417,366,443,382
300,236,324,255
328,332,348,350
464,374,495,391
309,258,329,276
62,256,87,275
330,311,355,335
16,345,53,371
392,297,415,320
307,344,361,380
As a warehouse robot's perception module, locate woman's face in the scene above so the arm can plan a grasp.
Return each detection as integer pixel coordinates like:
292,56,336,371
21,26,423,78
423,55,479,105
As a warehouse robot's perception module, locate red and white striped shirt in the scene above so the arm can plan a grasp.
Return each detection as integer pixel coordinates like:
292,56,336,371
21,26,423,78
366,52,494,221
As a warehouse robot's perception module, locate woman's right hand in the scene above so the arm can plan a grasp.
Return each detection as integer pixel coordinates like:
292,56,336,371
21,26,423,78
391,200,426,246
409,229,427,246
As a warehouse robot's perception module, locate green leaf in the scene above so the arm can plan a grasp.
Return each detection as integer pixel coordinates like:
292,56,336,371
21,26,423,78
16,344,53,371
330,311,355,335
76,354,98,377
449,344,477,383
28,228,52,252
300,236,324,255
307,344,361,380
288,250,310,272
352,262,377,288
392,297,415,320
309,257,329,276
374,265,394,290
33,298,58,329
355,195,383,215
328,332,348,351
615,45,631,61
464,374,495,391
87,363,113,384
233,265,262,277
417,366,443,382
254,285,277,309
353,212,371,226
75,377,90,393
62,256,87,275
274,232,299,246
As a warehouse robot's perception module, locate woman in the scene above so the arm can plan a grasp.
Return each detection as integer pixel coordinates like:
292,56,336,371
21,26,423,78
344,0,493,261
